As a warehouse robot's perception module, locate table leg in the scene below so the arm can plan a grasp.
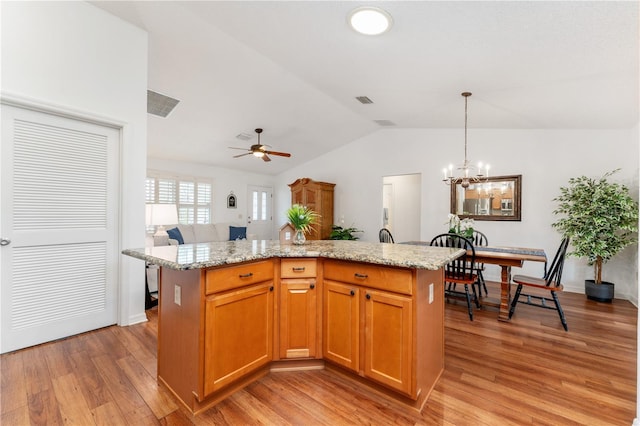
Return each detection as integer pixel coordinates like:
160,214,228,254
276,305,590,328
498,265,512,322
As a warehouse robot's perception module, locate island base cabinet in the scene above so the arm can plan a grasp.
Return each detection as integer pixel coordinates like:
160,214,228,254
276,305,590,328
323,281,360,372
364,289,413,395
203,282,274,397
279,279,317,359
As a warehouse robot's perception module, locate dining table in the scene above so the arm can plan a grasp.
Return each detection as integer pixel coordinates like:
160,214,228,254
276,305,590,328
403,242,547,321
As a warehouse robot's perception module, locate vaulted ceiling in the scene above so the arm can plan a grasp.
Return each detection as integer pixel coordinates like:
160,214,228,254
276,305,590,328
91,1,639,175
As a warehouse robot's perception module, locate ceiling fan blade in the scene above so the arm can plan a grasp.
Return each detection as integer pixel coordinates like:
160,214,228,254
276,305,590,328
264,150,291,157
228,146,250,151
233,152,252,158
262,154,271,162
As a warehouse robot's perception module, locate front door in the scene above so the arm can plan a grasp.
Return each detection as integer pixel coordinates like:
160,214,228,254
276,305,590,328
0,103,120,353
246,185,273,240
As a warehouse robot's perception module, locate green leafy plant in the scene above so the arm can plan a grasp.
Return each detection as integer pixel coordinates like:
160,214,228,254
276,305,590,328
329,225,363,240
552,169,639,284
286,204,319,234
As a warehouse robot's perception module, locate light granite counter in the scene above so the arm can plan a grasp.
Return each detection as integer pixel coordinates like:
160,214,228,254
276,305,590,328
122,239,463,271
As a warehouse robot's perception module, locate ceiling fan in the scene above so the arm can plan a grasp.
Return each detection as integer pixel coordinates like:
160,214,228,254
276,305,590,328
229,128,292,162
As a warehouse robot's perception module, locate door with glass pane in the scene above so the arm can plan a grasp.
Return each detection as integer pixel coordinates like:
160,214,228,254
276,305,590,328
247,185,273,240
1,103,120,353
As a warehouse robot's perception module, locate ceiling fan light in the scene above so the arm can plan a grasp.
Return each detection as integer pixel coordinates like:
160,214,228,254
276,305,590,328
253,151,265,158
348,7,392,36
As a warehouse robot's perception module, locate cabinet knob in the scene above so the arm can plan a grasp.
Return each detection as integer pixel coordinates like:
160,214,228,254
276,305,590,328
269,286,274,292
350,289,355,296
366,293,371,300
310,283,315,289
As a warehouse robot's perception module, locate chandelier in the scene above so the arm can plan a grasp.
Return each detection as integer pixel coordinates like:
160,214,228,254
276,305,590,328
443,92,490,188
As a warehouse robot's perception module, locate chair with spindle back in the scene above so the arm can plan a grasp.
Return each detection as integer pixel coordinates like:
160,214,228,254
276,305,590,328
470,230,489,297
430,233,479,321
508,237,570,331
379,228,394,243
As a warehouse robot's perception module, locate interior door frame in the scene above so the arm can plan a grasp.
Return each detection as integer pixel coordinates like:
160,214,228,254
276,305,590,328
0,93,141,348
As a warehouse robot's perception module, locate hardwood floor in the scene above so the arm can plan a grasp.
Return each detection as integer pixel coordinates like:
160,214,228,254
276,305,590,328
1,281,636,425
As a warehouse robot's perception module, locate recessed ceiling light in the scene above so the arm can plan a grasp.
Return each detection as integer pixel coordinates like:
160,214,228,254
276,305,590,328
348,7,393,36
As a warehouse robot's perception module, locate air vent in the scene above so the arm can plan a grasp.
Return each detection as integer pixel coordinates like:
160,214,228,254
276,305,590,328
374,119,396,127
235,132,253,141
356,96,374,104
147,90,180,117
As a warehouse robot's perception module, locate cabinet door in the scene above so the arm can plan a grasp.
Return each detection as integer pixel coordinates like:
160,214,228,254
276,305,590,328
323,280,359,372
203,282,274,396
363,289,413,395
279,279,317,359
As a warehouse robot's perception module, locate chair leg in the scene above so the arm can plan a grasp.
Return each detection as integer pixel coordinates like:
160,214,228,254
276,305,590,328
551,291,568,331
479,270,488,296
464,284,474,321
509,284,523,319
471,283,481,309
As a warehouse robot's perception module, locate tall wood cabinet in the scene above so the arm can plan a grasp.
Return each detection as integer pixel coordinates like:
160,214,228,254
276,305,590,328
289,178,335,240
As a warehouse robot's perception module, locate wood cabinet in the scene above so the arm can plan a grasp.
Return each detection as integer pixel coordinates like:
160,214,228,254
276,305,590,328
279,259,319,359
323,280,359,371
204,282,273,395
157,256,444,414
289,178,335,240
158,260,274,413
323,260,429,399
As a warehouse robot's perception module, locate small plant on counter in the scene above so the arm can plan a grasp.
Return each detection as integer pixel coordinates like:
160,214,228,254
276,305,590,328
329,225,363,240
286,204,319,234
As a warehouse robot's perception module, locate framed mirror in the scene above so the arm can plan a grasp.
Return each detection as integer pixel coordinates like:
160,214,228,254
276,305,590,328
450,174,522,221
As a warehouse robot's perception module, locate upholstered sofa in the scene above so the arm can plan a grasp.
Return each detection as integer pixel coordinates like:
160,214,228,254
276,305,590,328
166,222,249,245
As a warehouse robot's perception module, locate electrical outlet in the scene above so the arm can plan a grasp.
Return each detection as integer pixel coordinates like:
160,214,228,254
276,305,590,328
174,284,181,306
429,283,434,304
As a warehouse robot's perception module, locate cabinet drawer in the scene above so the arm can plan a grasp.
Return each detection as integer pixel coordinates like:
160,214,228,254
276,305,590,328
281,258,317,278
205,260,274,294
324,260,413,295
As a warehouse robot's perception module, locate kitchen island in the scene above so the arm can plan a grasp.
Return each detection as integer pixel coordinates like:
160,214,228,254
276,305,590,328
123,240,462,415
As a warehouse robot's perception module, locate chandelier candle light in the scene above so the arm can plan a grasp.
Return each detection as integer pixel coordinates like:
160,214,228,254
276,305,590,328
443,92,491,189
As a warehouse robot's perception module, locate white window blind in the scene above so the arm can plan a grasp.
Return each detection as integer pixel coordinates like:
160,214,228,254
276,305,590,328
146,174,212,225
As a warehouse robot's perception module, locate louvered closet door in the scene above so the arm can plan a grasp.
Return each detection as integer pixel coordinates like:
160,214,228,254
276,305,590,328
1,104,120,353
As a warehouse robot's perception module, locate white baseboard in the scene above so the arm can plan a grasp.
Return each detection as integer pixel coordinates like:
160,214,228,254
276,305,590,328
126,313,149,326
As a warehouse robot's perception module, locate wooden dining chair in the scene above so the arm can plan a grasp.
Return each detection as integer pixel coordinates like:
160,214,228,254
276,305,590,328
379,228,394,243
470,230,489,297
430,233,479,320
508,237,570,331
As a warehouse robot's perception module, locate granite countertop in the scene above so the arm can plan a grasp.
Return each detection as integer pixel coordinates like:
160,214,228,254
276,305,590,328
122,240,463,271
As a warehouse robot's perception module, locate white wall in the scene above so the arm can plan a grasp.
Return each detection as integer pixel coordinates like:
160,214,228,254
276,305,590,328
275,127,639,302
148,158,275,228
1,2,149,325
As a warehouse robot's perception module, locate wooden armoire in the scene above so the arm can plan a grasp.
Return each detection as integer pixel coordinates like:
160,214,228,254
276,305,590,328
289,178,335,240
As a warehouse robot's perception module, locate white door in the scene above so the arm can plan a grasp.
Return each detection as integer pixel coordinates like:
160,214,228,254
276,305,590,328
246,185,273,240
1,104,120,353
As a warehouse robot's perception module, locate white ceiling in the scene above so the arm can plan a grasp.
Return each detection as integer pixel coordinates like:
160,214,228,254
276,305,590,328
91,1,639,175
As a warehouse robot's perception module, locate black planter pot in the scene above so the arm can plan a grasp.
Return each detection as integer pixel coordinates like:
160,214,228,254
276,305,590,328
585,279,614,303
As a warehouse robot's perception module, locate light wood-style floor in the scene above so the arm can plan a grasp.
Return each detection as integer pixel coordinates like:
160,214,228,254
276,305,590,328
1,281,636,425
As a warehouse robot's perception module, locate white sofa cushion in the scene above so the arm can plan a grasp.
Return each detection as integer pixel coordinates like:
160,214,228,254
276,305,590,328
165,222,247,244
193,224,219,242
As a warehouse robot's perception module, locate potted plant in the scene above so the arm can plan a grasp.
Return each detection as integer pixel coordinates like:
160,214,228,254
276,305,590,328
329,225,363,240
286,204,319,245
446,213,475,238
552,169,638,302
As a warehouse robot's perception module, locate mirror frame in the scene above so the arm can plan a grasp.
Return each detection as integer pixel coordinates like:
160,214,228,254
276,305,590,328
450,174,522,221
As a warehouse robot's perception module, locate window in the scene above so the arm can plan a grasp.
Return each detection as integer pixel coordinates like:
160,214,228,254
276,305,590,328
146,173,212,225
